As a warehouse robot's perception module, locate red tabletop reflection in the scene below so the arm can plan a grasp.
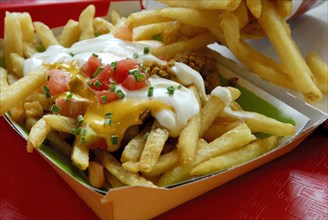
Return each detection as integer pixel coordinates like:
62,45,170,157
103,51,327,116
1,116,327,219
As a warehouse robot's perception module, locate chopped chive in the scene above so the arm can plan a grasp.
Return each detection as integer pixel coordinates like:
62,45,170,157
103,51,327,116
71,128,81,136
42,85,51,98
167,86,175,95
148,86,154,97
101,95,108,103
128,68,139,75
77,115,84,126
46,75,51,81
111,135,119,145
50,104,61,113
69,52,75,57
111,61,117,70
133,52,139,58
109,83,116,92
134,73,145,82
93,66,103,78
80,128,87,144
104,118,112,125
94,80,102,88
105,112,112,118
92,53,99,57
143,47,150,54
116,89,125,99
177,84,183,89
65,92,73,101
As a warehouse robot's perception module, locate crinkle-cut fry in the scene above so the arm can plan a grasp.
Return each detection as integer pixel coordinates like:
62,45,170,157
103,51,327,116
199,94,226,137
139,127,169,172
195,123,256,166
10,53,24,78
246,0,262,18
191,136,279,176
127,9,172,28
27,117,51,152
23,42,38,58
158,0,241,10
96,150,156,187
121,132,146,163
159,8,221,29
71,141,89,171
142,149,179,177
157,163,192,187
3,12,24,71
93,17,114,35
234,111,295,136
151,32,216,60
306,52,328,93
79,5,95,40
57,19,80,48
43,115,78,133
33,21,59,48
258,0,322,102
219,12,295,90
0,66,47,116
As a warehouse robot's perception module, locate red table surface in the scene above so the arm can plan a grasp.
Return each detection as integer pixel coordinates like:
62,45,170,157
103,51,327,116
1,116,327,219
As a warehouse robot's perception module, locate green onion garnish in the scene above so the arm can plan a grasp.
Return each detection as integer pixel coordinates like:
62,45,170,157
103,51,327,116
80,128,87,144
77,115,84,126
93,66,103,78
46,75,51,81
66,93,73,101
116,89,125,99
92,53,99,57
69,52,74,57
50,104,61,113
133,52,139,58
177,84,183,89
94,80,102,88
71,128,81,136
109,83,116,92
104,118,112,125
128,68,140,75
143,47,150,54
101,95,108,103
167,86,175,95
111,61,117,70
105,112,112,118
148,86,154,97
42,85,51,98
111,135,119,145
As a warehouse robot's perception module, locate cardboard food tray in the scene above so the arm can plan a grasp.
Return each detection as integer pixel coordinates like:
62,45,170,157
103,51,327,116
2,0,328,219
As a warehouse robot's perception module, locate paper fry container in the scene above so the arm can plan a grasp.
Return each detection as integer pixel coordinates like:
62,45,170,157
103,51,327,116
2,0,328,219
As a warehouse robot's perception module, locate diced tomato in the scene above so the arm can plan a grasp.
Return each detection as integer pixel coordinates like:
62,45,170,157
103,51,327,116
112,59,139,83
81,55,102,78
113,25,133,42
94,90,119,104
87,137,107,150
96,64,113,82
122,73,148,90
46,69,69,96
88,78,109,91
88,161,105,188
55,99,88,118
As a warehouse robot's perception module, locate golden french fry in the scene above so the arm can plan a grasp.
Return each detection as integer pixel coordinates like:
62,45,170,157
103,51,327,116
24,101,43,119
110,10,121,25
57,19,80,47
191,136,279,176
274,0,293,19
232,0,249,29
180,24,207,38
43,115,78,133
105,171,126,188
10,53,24,78
127,9,172,28
306,52,328,93
195,123,256,166
133,22,166,41
246,0,262,18
139,127,169,172
71,141,89,171
27,117,51,151
23,42,38,58
88,161,106,188
3,12,24,71
9,102,25,125
203,120,242,142
17,12,35,43
151,32,216,59
47,131,72,157
142,149,179,177
122,161,139,173
0,66,47,116
0,67,9,89
33,21,59,48
258,0,322,102
158,0,241,10
79,5,95,40
120,132,146,163
93,17,114,36
157,163,192,187
96,150,156,187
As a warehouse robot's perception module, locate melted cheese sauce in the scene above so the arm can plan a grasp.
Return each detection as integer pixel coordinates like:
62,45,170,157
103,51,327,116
24,35,203,151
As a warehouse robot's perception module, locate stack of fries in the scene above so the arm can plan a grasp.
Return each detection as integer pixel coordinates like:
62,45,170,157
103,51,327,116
0,1,325,189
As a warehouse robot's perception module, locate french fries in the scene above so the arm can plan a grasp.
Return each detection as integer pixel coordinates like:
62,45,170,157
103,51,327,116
1,2,313,190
